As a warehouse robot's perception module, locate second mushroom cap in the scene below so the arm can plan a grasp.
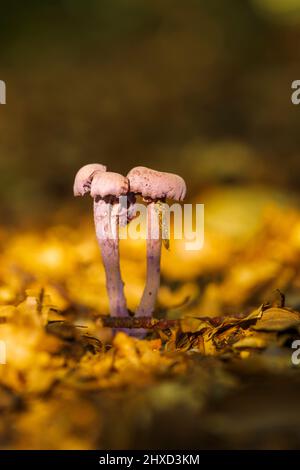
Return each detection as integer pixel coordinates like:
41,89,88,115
127,166,187,201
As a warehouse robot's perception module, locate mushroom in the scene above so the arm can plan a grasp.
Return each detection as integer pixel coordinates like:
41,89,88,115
90,171,129,317
73,163,107,196
74,164,129,317
127,166,186,317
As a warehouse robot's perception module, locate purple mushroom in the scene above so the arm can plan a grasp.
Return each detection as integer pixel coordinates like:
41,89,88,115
90,171,130,317
73,163,107,196
127,166,186,318
74,165,129,317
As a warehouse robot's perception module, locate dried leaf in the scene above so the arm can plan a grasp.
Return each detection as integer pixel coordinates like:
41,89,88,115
252,307,300,332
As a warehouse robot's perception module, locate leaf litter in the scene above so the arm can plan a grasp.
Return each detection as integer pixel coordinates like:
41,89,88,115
0,203,300,449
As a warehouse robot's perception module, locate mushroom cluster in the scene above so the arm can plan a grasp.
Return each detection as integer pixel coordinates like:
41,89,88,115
74,164,186,333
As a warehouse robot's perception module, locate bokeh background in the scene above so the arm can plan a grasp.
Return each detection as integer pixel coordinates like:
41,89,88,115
0,0,300,224
2,0,300,451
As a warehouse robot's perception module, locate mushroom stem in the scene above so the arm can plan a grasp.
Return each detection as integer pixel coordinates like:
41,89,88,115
93,197,128,317
136,201,162,317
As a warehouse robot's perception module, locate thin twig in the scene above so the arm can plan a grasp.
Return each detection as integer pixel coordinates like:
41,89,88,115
98,316,179,330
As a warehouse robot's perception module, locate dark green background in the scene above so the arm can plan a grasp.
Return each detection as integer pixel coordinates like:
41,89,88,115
0,0,299,222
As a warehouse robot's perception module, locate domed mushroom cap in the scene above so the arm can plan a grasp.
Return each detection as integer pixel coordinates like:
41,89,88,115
127,166,186,201
74,163,107,196
90,171,129,198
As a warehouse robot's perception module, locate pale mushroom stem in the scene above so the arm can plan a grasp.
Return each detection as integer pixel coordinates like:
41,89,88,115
136,201,162,317
93,197,128,317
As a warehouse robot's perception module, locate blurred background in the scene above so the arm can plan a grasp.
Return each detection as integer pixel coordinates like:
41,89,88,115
2,1,300,451
0,0,300,224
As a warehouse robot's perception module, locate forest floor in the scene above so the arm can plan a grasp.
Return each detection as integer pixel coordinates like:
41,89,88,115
0,188,300,449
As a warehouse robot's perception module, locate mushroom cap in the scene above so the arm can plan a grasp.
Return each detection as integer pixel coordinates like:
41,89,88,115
127,166,186,201
73,163,107,196
90,171,129,198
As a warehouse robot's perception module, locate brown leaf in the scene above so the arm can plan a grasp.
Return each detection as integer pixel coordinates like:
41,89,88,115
252,307,300,332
